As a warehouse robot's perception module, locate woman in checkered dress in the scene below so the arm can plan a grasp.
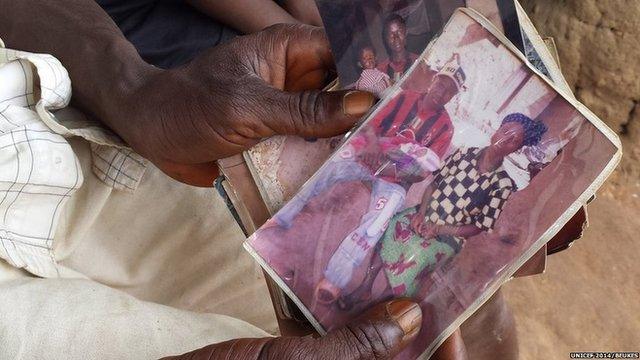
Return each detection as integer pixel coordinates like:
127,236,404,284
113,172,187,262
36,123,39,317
337,113,548,309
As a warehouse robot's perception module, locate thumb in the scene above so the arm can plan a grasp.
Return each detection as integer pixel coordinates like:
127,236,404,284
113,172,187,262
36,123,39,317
162,300,421,360
262,88,376,139
265,299,422,360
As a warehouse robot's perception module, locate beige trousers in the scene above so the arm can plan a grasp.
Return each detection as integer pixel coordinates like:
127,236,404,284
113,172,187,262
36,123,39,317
0,137,277,359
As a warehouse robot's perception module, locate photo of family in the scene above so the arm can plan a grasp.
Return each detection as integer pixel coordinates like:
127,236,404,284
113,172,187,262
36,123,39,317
246,10,619,360
316,0,523,97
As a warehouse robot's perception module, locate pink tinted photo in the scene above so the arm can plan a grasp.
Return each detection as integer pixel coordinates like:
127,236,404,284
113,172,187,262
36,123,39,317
245,10,620,359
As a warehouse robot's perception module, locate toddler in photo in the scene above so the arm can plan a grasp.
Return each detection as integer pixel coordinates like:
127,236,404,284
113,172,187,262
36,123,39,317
353,45,391,97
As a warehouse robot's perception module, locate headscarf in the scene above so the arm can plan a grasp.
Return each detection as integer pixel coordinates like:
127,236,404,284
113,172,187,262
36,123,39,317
501,113,548,147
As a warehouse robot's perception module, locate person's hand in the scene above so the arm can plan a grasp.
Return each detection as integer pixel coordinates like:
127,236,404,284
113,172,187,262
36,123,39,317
410,212,424,235
410,212,429,236
547,206,587,254
419,224,438,240
162,299,422,360
102,25,375,186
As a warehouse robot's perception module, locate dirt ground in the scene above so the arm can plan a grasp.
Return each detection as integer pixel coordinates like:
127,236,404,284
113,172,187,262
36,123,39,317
503,195,640,357
503,1,640,357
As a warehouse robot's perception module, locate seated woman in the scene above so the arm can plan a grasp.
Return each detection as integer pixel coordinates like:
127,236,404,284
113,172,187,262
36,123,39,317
338,113,548,309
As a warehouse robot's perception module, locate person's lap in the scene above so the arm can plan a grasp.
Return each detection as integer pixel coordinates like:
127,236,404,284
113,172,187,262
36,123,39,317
0,258,269,359
0,137,277,359
53,137,277,330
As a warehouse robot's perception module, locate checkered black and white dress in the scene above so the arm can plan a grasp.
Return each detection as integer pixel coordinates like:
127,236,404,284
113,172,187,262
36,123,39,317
426,147,515,232
379,147,515,297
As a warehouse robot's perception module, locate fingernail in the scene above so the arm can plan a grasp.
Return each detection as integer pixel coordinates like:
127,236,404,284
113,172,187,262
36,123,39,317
343,91,376,116
387,299,422,346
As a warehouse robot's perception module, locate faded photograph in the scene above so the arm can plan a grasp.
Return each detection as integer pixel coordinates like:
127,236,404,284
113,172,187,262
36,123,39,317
316,0,523,96
246,10,618,359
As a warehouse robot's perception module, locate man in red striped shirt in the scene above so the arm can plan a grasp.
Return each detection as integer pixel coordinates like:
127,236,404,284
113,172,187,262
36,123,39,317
373,55,466,160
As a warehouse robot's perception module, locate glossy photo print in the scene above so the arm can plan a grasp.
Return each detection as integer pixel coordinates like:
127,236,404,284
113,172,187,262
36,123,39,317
315,0,523,96
245,10,620,359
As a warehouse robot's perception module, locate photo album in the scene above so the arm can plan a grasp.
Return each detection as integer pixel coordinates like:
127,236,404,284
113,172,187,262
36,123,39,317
216,0,602,329
241,7,621,360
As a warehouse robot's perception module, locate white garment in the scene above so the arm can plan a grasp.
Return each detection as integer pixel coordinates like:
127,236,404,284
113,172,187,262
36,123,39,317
0,46,151,277
0,42,276,359
0,47,81,277
0,261,269,360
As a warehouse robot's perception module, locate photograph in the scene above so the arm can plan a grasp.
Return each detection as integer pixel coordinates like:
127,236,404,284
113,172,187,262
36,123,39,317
246,9,619,359
316,0,524,96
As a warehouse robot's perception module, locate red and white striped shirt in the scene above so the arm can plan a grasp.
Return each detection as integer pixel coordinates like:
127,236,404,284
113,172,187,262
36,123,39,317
370,90,453,159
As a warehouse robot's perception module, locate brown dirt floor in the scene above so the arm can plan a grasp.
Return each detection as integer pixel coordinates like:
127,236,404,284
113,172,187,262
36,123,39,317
504,1,640,357
503,195,640,357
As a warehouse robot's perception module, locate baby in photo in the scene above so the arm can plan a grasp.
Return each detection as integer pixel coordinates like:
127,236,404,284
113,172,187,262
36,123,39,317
353,45,391,97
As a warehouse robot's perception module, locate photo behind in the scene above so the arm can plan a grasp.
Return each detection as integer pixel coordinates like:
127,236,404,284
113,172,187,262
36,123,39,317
315,0,523,95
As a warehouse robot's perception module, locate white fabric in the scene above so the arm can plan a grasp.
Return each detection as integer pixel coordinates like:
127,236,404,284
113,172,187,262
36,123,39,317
0,260,269,360
54,137,277,333
0,45,152,277
0,48,82,277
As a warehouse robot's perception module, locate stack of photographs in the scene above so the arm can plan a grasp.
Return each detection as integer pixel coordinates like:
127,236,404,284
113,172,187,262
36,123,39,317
227,0,586,325
243,8,621,359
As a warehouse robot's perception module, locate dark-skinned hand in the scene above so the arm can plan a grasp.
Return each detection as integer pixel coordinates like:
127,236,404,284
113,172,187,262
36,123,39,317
162,299,420,360
162,299,468,360
104,25,375,186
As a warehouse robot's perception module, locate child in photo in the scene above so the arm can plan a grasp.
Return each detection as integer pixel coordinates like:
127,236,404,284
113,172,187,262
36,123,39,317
272,128,440,305
353,45,392,97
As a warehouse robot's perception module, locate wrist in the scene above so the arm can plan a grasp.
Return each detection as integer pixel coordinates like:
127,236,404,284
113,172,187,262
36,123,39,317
97,40,162,131
71,32,162,139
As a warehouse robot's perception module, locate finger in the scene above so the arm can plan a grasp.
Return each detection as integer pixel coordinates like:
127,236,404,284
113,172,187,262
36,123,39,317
155,160,219,187
513,246,546,278
320,298,422,359
163,299,421,360
259,88,376,139
160,338,272,360
256,24,335,91
263,299,421,360
270,299,420,360
282,25,336,91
